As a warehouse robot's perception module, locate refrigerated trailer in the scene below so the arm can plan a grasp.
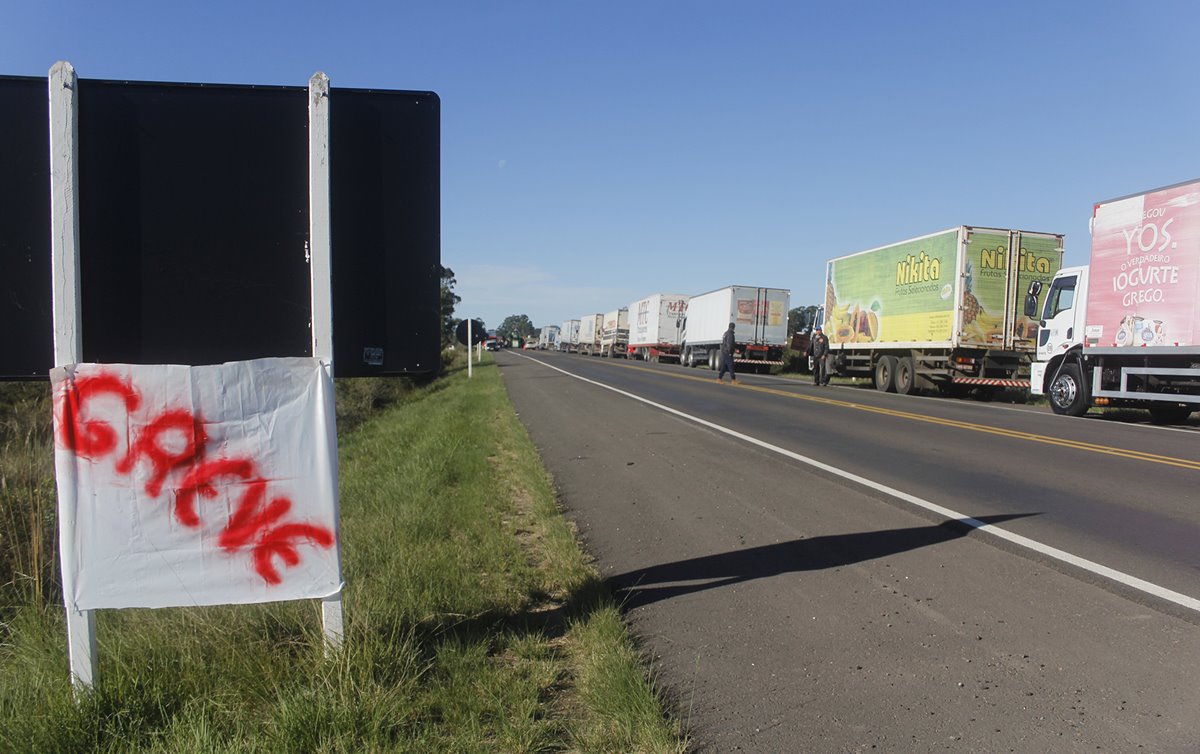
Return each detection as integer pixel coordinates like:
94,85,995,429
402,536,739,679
600,308,630,358
578,314,603,356
679,286,790,373
629,293,689,362
825,226,1063,395
558,319,580,352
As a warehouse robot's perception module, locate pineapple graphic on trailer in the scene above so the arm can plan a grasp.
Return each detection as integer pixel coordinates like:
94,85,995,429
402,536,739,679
962,261,983,325
961,261,1003,342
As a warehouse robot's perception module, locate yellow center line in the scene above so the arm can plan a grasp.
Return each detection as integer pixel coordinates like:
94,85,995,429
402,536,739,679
613,361,1200,472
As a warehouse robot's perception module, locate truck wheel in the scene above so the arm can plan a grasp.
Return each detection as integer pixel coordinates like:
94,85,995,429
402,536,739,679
708,350,718,370
874,356,897,393
1048,362,1089,416
1148,403,1193,425
683,348,693,368
894,356,916,395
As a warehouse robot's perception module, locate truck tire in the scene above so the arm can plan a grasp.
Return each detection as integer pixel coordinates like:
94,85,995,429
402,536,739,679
708,350,718,370
874,356,897,393
683,348,694,368
1147,403,1193,425
894,356,916,395
1048,362,1089,416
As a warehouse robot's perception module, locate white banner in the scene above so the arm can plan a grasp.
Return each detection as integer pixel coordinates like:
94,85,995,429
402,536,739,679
51,358,342,609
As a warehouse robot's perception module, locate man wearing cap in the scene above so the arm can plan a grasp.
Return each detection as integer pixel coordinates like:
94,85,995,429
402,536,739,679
807,324,830,386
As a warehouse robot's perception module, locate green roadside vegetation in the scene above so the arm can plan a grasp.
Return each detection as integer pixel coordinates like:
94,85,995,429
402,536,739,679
0,354,685,753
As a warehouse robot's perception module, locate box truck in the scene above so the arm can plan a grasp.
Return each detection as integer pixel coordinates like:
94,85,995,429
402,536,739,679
600,308,630,358
537,325,560,351
1025,178,1200,423
578,314,603,356
825,226,1063,395
679,286,790,373
558,319,580,352
629,293,689,362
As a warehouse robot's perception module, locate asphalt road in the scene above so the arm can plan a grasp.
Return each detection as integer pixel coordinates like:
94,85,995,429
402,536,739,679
496,349,1200,753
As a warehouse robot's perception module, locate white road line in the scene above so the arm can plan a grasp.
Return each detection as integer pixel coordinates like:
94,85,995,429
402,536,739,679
513,352,1200,614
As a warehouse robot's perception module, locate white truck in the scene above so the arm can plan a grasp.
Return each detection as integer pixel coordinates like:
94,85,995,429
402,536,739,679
537,325,560,351
599,308,630,358
825,226,1063,395
578,313,603,356
558,319,580,352
679,286,790,373
628,293,689,362
1025,178,1200,423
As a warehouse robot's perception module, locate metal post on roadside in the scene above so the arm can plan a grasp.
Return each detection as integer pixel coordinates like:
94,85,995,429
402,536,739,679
467,319,473,378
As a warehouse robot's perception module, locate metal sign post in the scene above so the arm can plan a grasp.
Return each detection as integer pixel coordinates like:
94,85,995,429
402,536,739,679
309,71,345,653
49,60,97,690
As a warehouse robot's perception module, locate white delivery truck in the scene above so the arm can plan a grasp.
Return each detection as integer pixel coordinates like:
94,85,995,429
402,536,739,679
679,286,790,373
826,226,1063,395
558,319,580,352
1025,178,1200,423
537,325,560,351
628,293,689,362
578,313,603,356
600,308,630,358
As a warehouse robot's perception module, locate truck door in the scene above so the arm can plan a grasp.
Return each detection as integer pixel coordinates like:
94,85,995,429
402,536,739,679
1010,231,1064,350
1037,272,1079,363
746,288,764,343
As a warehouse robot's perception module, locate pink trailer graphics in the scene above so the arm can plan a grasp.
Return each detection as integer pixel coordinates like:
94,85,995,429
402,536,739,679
1085,181,1200,350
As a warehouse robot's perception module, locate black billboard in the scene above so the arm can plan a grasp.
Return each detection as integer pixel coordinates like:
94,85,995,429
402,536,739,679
0,75,440,379
0,77,53,379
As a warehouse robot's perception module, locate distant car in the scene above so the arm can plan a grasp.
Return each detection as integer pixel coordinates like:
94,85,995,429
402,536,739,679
485,340,500,351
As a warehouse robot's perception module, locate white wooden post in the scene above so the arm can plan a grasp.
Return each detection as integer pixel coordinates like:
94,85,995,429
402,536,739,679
49,60,98,689
308,72,345,652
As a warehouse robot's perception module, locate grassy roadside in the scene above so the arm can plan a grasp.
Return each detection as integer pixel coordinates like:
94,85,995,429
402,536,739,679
0,356,685,752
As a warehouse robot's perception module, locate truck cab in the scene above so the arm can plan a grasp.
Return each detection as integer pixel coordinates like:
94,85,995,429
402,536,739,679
1026,265,1088,410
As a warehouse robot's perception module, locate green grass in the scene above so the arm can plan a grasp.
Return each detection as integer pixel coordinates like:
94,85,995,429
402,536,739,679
0,357,685,753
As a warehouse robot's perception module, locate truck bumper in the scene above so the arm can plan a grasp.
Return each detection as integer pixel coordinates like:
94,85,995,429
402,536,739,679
951,376,1030,388
1029,362,1046,395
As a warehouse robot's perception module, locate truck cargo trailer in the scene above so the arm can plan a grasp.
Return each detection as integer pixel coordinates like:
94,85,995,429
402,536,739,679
600,308,630,358
679,286,790,373
578,314,603,356
629,293,689,362
558,319,580,352
826,226,1063,395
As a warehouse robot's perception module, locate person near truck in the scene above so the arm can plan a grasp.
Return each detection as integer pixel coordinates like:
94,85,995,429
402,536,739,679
807,325,830,386
717,322,737,384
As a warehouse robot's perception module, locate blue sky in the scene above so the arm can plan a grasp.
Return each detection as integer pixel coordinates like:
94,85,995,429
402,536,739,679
5,1,1199,331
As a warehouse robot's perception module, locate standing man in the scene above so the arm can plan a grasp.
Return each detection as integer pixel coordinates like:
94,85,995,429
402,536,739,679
717,322,738,384
807,325,830,386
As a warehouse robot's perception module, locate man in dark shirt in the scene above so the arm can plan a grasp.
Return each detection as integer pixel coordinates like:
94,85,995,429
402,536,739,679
807,325,830,386
717,322,737,384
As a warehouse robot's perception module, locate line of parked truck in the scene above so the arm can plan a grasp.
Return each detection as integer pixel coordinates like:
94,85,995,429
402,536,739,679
535,177,1200,424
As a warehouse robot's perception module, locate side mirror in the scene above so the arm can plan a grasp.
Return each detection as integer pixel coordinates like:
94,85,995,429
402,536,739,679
1023,293,1040,319
1023,280,1043,319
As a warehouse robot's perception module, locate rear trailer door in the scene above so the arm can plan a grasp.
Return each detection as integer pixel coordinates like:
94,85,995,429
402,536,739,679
1010,231,1064,350
959,227,1017,349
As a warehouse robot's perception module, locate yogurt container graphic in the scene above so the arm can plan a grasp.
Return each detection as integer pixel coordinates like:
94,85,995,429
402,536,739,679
1115,315,1167,346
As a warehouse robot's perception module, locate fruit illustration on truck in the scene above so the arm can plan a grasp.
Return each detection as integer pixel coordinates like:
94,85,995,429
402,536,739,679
1026,178,1200,423
826,226,1063,395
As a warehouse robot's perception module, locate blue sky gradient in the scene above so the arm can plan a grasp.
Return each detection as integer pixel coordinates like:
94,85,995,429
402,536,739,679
5,1,1199,330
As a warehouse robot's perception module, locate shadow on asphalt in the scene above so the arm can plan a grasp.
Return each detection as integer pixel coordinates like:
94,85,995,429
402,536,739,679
608,514,1036,610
